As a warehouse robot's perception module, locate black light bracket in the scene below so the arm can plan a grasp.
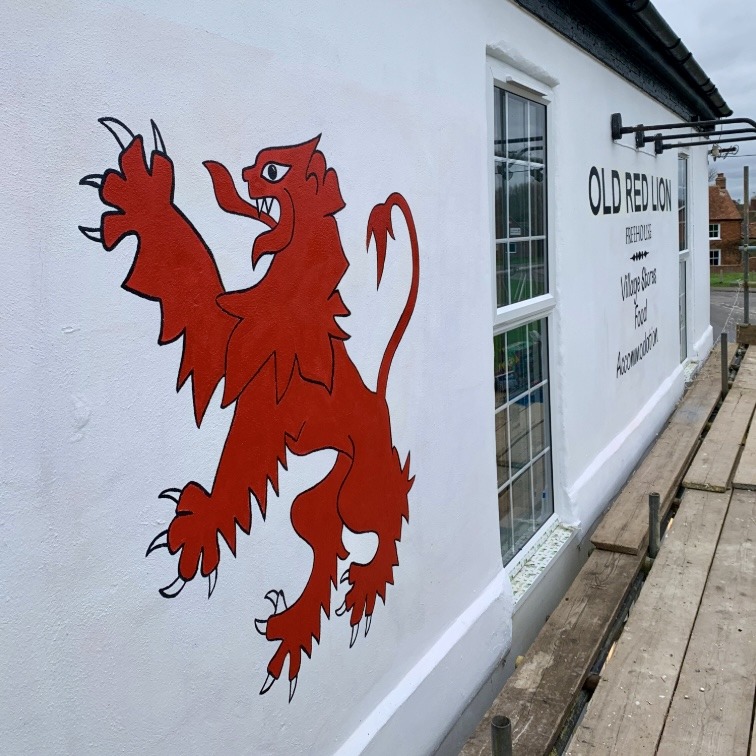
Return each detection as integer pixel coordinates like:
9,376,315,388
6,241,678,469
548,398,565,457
611,113,756,155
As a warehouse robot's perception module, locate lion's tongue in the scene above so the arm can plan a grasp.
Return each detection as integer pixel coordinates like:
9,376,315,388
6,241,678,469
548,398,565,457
203,160,262,221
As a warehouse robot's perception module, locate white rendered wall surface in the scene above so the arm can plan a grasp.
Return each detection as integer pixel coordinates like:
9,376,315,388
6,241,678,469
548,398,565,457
0,1,712,754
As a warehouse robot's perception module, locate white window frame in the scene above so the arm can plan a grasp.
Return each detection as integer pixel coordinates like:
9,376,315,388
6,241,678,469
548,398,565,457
710,248,721,266
488,57,559,568
709,223,721,240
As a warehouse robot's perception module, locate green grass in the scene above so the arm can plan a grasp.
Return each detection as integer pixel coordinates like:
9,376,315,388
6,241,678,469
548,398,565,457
710,271,756,287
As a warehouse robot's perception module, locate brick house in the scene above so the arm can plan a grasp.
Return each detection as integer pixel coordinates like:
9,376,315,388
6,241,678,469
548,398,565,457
709,173,743,267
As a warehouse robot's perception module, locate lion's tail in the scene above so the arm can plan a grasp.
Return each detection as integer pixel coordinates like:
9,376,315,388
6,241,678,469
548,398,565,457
366,193,419,398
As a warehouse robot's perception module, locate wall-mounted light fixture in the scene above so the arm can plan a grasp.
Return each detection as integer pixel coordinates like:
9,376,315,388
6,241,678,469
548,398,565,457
611,113,756,155
709,144,739,160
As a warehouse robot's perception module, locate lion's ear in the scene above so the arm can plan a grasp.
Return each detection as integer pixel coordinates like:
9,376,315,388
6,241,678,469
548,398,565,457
306,149,345,216
321,165,345,216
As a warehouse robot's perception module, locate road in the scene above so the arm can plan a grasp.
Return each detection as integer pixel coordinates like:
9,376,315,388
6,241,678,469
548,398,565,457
710,287,756,342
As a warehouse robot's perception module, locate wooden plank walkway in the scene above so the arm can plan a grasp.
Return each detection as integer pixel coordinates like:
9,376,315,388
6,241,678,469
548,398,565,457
732,416,756,489
460,550,641,756
591,346,732,555
654,489,756,756
683,348,756,492
461,346,756,756
682,388,756,492
566,490,732,754
732,344,756,390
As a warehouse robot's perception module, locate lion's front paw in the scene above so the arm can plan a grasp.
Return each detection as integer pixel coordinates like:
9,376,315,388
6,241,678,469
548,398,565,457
145,483,222,598
79,118,175,250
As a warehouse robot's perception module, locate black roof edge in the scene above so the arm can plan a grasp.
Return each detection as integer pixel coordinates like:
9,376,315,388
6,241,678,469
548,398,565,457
512,0,732,121
625,0,731,117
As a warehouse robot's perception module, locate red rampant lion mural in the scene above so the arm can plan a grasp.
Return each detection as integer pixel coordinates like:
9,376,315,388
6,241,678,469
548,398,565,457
79,118,419,701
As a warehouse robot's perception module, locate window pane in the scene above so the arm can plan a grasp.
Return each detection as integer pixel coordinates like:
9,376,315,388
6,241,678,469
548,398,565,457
495,407,510,487
529,167,545,236
495,162,507,240
495,243,510,308
509,400,531,473
530,239,546,298
506,93,528,160
527,319,548,388
507,241,530,305
494,331,508,406
506,325,529,399
507,164,530,238
532,452,553,528
511,470,534,551
529,102,545,164
498,486,514,562
494,88,506,159
530,392,547,456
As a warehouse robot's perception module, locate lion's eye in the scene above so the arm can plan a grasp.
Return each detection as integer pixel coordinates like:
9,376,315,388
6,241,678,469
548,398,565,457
261,162,290,183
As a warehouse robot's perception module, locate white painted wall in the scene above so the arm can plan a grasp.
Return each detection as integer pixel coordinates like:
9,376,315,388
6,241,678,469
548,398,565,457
480,0,712,534
0,1,712,753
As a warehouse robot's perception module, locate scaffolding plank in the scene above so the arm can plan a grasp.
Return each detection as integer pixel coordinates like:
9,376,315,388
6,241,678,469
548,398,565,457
732,413,756,489
731,345,756,391
591,346,729,555
566,490,731,755
655,489,756,756
682,388,756,492
460,550,641,756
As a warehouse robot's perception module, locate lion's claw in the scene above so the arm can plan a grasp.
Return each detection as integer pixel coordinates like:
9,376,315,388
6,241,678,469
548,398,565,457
98,116,135,150
256,671,300,702
151,120,166,154
335,600,347,617
207,568,218,598
259,673,275,696
277,590,288,611
365,614,372,637
349,622,360,648
264,589,287,612
78,225,102,243
159,575,186,598
339,568,350,585
159,487,181,504
145,529,169,557
257,589,288,634
79,174,103,190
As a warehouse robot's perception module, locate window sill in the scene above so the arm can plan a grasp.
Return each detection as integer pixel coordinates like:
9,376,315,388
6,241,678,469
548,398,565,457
506,516,578,608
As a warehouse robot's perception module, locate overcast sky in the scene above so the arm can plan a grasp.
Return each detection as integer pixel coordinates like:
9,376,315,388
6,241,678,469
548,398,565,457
653,0,756,201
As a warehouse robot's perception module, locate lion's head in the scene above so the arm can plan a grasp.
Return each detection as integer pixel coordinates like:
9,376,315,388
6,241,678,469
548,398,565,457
205,136,345,265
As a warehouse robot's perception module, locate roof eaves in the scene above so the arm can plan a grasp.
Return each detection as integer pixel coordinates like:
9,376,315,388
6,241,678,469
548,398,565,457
511,0,730,121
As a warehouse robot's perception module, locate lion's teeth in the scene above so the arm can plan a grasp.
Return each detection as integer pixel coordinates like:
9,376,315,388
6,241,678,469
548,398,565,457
269,198,280,223
250,196,278,223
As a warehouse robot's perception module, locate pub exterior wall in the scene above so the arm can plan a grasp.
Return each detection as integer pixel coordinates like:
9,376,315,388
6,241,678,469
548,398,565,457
1,1,713,753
